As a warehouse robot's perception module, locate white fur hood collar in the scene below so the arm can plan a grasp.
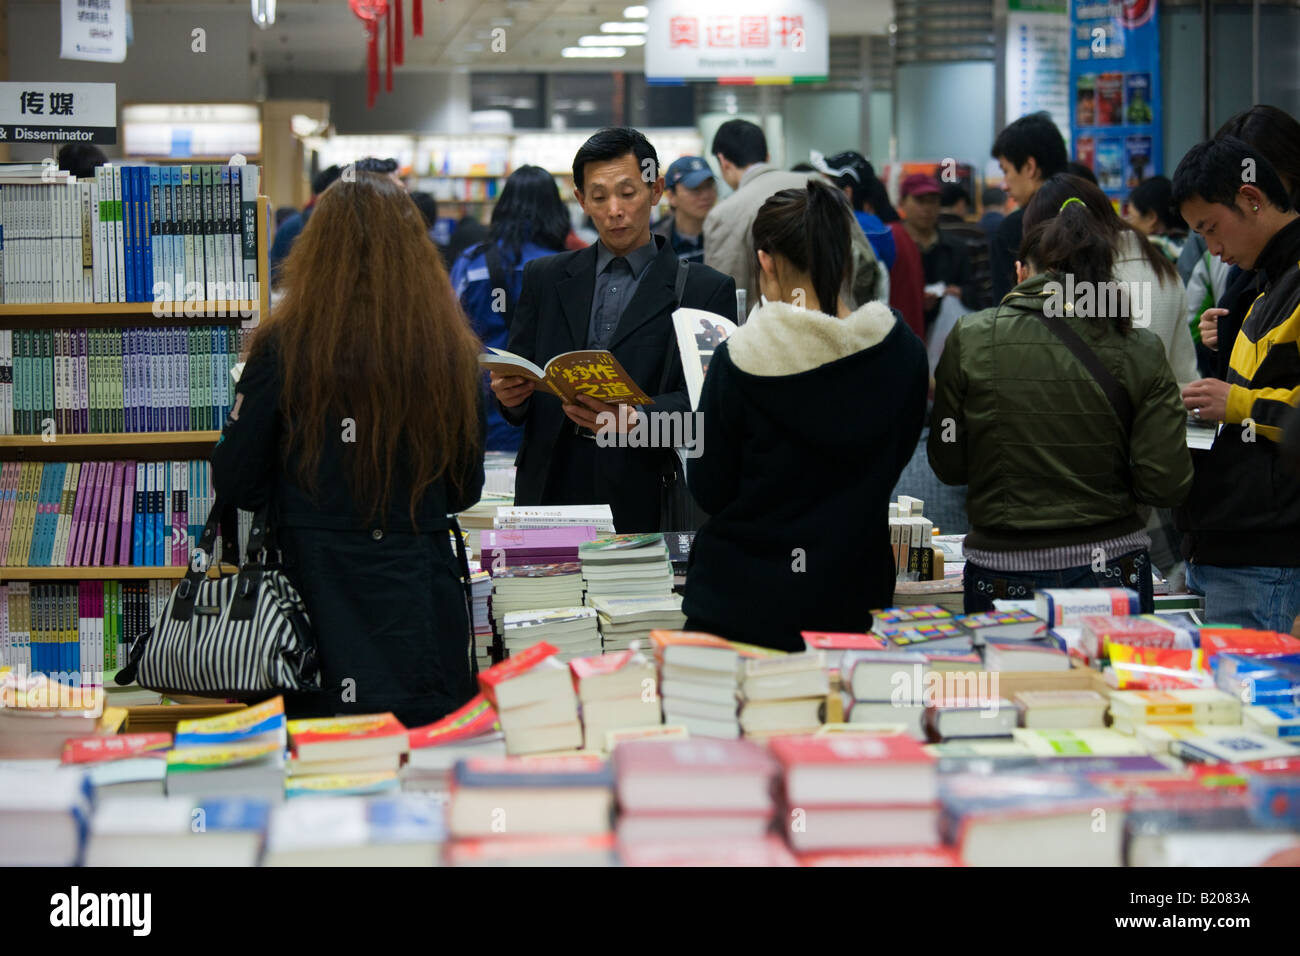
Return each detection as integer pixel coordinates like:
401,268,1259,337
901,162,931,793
725,299,897,377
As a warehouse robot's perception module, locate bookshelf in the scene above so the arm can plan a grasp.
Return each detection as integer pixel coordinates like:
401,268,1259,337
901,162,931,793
0,185,272,675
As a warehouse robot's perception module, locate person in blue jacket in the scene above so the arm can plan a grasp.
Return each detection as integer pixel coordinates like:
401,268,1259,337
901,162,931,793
450,165,572,452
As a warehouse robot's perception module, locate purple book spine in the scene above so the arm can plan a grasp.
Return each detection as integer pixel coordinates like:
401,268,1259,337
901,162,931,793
117,462,136,566
68,460,97,567
102,461,125,566
90,461,114,566
78,461,107,566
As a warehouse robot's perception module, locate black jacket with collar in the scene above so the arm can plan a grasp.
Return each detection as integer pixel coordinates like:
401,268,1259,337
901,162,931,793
500,233,736,532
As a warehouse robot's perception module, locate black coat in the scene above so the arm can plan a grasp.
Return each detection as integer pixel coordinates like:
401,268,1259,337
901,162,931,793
210,333,486,727
500,234,736,532
682,301,929,651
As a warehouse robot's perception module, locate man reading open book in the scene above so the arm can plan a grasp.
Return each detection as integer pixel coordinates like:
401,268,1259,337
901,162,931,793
490,128,736,532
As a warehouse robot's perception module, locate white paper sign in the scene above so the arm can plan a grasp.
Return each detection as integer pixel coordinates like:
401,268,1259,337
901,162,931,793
0,82,118,145
644,0,829,82
60,0,127,64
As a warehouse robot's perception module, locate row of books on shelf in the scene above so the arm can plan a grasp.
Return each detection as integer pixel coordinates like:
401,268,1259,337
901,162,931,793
0,459,218,568
0,579,171,677
0,164,261,305
0,325,247,435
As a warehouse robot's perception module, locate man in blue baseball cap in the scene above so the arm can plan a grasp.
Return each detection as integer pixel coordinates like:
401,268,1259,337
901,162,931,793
651,156,718,264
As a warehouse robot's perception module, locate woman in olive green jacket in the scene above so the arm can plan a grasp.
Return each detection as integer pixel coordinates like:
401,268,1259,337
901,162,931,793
928,197,1193,613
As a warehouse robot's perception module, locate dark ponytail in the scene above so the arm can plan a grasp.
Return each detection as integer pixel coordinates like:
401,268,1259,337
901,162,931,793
752,179,854,316
1019,201,1129,332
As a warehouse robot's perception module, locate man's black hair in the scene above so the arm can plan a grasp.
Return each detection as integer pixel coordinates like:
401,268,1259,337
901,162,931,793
981,186,1006,207
1171,135,1292,213
790,162,816,173
56,143,107,179
939,184,971,209
992,112,1068,180
312,164,342,195
410,191,439,228
572,127,659,193
1067,161,1099,186
710,119,767,169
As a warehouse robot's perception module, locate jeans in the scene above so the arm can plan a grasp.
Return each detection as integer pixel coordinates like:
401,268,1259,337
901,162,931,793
963,548,1154,614
1185,562,1300,631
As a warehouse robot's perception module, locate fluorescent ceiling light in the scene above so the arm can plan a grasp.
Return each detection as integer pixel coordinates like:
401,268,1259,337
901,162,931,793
601,22,649,33
624,5,649,17
561,47,626,57
578,35,646,46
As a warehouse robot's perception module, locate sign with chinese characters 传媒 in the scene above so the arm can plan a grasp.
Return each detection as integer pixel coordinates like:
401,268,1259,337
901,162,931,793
644,0,829,84
0,82,118,145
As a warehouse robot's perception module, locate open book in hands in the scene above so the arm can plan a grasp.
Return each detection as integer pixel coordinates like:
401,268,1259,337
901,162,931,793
479,347,654,406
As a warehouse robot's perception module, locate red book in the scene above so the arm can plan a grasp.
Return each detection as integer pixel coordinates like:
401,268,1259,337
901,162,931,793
801,632,887,652
770,734,936,808
476,641,559,707
102,461,125,567
570,648,640,681
618,834,798,867
286,713,409,762
407,694,499,749
614,739,778,813
446,834,615,866
117,462,135,567
799,846,962,867
1199,628,1300,665
61,732,172,764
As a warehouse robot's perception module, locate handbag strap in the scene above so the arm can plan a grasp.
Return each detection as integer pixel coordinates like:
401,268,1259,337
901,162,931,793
449,514,478,681
654,258,691,483
1037,312,1135,435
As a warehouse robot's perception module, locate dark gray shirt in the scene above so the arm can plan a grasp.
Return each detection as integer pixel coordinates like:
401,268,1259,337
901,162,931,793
587,237,658,350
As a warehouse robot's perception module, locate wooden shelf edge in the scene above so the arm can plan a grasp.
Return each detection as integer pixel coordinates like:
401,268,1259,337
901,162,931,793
0,432,220,448
0,564,238,581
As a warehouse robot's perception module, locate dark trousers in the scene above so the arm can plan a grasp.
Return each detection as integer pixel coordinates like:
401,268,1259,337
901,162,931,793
962,548,1155,614
543,428,600,506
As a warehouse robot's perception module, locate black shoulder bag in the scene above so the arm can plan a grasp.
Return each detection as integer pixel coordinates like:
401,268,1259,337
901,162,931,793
657,259,711,533
1037,311,1135,435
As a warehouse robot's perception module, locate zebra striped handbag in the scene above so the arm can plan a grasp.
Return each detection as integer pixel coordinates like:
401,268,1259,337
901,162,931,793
115,499,320,699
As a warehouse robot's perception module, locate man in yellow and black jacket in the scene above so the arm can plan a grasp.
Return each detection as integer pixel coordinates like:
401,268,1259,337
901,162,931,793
1173,135,1300,630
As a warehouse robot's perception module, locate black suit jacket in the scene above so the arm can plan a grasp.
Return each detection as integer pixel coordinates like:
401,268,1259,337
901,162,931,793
500,234,737,531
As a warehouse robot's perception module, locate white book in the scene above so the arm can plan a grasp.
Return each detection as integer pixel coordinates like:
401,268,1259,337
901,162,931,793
89,178,102,303
68,183,78,302
239,165,259,302
48,187,61,303
1,330,10,434
101,170,114,303
51,461,78,568
112,166,124,303
0,185,8,303
78,182,91,303
58,184,70,303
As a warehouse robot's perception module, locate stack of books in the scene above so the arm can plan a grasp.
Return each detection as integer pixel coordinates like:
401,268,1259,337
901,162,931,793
588,594,686,653
1109,688,1243,735
85,796,270,866
983,641,1071,672
468,570,493,666
651,630,741,739
164,697,286,801
570,649,661,751
840,650,928,739
264,793,447,866
772,733,941,856
1215,653,1300,708
456,493,510,533
446,833,617,866
1014,690,1109,730
493,504,614,533
0,763,93,866
502,606,600,663
614,738,784,861
888,495,935,581
447,756,615,848
924,693,1017,742
801,631,887,688
488,562,584,637
579,533,674,601
1075,613,1197,664
60,730,171,798
284,713,408,797
478,527,599,571
478,643,582,756
1243,704,1300,738
0,671,116,758
404,695,507,791
738,651,828,738
1011,728,1149,758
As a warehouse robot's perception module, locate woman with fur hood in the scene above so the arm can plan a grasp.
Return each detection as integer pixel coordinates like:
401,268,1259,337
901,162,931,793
683,179,929,651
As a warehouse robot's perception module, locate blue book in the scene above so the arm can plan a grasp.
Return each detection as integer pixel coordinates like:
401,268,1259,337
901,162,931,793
149,167,163,302
28,463,54,566
131,166,144,302
139,167,154,303
131,462,146,567
144,461,155,567
452,757,614,789
119,168,133,302
170,166,185,297
939,773,1121,845
173,710,285,748
123,328,134,433
159,461,170,566
42,462,67,567
198,798,272,834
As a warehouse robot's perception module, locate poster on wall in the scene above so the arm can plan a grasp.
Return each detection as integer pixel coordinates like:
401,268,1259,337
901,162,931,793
60,0,128,63
1005,0,1071,149
1068,0,1161,201
644,0,829,84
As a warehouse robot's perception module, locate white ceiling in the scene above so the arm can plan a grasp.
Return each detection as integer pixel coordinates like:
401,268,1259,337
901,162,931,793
137,0,895,72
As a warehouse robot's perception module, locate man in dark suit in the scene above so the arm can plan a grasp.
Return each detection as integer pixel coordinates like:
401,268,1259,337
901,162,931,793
491,127,737,532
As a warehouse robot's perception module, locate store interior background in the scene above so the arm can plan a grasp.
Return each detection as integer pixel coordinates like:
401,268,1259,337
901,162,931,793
4,0,1299,224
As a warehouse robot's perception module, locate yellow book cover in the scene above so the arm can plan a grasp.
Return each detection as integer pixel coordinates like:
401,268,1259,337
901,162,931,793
166,737,282,772
284,770,400,796
175,695,284,739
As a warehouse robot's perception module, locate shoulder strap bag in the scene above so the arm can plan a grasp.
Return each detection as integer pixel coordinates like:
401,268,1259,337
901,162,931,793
658,258,711,533
1036,311,1135,436
115,497,320,699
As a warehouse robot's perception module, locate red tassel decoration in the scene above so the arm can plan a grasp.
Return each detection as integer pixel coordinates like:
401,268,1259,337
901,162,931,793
385,9,394,92
367,20,379,109
395,0,404,65
413,0,423,36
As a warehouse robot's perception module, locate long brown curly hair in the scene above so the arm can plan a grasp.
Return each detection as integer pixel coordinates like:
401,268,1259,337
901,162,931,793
250,171,482,528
